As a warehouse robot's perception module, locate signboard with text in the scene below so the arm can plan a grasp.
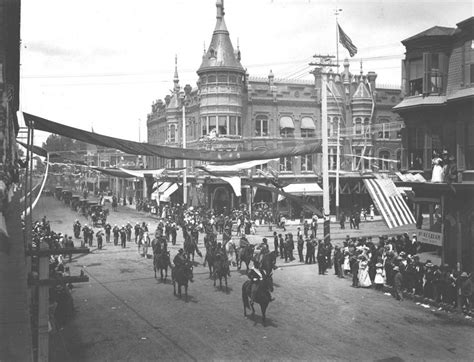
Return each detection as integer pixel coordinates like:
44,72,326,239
417,230,443,247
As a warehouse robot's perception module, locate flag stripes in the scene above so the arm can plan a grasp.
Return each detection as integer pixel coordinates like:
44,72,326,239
364,178,416,229
338,24,357,57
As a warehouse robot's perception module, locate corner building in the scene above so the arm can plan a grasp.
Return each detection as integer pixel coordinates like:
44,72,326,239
147,1,403,216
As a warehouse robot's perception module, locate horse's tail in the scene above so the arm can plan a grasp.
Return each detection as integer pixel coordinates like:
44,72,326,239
242,280,250,310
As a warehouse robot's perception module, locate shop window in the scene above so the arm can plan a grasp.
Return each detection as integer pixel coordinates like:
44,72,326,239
280,128,294,138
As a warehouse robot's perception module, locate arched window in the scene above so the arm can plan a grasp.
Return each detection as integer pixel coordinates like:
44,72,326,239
280,116,294,138
354,117,362,135
379,150,391,171
301,117,315,138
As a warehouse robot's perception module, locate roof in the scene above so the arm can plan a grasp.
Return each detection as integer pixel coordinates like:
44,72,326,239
402,26,455,44
447,87,474,102
393,95,446,111
352,80,372,100
197,1,244,74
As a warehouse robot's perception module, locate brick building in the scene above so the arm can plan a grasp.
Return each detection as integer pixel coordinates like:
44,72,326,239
146,0,403,216
394,17,474,271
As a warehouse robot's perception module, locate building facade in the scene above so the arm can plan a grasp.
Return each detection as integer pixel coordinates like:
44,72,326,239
147,0,403,217
394,17,474,271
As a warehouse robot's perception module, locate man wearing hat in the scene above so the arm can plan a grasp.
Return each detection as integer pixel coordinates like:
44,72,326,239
393,266,403,301
174,248,186,270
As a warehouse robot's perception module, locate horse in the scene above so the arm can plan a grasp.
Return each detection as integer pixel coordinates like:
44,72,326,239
184,234,202,262
238,244,255,272
154,251,171,280
260,250,277,275
225,239,238,267
213,254,230,291
171,261,194,301
204,244,216,278
242,271,274,325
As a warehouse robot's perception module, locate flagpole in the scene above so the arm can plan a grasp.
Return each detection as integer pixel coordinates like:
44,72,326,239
335,8,342,221
335,8,342,70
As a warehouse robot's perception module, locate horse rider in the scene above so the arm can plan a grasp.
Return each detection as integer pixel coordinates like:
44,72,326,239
173,248,187,270
248,266,274,304
215,242,231,276
254,238,269,267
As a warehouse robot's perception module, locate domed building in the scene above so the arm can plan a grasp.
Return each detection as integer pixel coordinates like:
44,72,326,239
146,0,403,217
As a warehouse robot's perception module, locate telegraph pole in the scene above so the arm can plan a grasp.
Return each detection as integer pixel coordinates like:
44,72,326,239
310,54,338,242
180,92,188,206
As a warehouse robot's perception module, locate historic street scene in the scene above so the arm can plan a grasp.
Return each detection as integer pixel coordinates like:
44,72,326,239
0,0,473,361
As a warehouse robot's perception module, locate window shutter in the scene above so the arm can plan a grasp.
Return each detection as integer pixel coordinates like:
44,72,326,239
457,121,466,171
439,53,448,92
422,52,432,94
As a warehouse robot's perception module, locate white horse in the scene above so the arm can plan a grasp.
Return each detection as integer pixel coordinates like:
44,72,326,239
225,239,238,267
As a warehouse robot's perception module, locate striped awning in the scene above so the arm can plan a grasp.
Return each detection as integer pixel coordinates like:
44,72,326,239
160,183,179,202
364,178,416,229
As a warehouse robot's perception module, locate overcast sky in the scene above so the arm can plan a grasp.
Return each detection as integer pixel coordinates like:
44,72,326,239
19,0,472,146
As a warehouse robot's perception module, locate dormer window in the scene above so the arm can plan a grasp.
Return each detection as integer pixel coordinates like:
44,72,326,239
209,48,216,59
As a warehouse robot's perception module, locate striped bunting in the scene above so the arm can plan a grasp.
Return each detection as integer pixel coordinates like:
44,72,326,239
363,178,416,229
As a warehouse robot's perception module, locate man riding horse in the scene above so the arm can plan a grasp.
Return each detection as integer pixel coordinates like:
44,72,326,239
248,266,274,304
253,238,270,268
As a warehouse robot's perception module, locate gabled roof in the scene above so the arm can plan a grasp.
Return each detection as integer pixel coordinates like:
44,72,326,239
402,26,455,44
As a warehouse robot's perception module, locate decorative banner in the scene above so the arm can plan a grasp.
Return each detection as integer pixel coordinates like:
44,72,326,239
23,112,322,162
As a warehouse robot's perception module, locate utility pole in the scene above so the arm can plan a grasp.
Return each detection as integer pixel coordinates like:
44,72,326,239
310,54,338,242
180,92,188,206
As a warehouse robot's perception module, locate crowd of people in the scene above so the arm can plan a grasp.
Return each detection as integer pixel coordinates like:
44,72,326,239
265,228,472,314
30,217,76,326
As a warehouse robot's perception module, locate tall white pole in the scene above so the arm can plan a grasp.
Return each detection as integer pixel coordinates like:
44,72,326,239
321,75,330,219
335,117,341,219
182,97,188,205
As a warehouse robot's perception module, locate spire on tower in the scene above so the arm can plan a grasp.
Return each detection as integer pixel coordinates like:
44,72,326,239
216,0,224,18
173,54,180,93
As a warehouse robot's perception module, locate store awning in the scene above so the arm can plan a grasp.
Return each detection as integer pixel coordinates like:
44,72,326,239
158,182,172,193
301,118,315,129
160,183,179,202
278,183,323,201
279,117,295,129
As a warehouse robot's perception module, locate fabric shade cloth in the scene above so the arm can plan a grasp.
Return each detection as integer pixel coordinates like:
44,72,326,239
23,112,321,162
160,183,178,202
279,116,295,129
277,183,323,201
118,167,165,179
300,117,316,129
201,158,278,173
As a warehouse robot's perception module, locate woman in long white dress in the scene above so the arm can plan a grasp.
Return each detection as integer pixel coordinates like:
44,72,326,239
358,258,372,288
431,152,444,183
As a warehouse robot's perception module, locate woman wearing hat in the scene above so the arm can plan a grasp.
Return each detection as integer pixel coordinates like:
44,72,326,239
358,255,372,288
374,262,385,290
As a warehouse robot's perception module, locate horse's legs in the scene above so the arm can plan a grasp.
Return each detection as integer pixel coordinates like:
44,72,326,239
184,284,188,302
261,303,267,324
173,280,176,295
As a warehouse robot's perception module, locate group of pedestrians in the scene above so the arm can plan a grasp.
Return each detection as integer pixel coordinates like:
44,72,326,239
330,234,472,314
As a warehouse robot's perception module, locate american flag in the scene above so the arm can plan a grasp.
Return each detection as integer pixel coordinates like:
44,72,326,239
338,24,357,57
364,178,416,229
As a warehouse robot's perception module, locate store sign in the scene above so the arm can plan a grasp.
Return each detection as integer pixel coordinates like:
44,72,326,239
417,230,443,247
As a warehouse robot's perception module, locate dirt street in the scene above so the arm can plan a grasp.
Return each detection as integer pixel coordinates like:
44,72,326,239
34,197,473,361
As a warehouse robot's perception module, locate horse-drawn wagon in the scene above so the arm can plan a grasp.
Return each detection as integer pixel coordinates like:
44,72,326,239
54,186,63,200
89,204,108,227
70,195,81,211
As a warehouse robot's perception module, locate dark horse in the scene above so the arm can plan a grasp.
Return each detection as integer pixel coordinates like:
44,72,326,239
238,244,255,272
259,251,277,275
153,251,171,280
183,230,202,262
204,244,216,277
171,261,194,301
242,271,274,325
213,254,230,291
